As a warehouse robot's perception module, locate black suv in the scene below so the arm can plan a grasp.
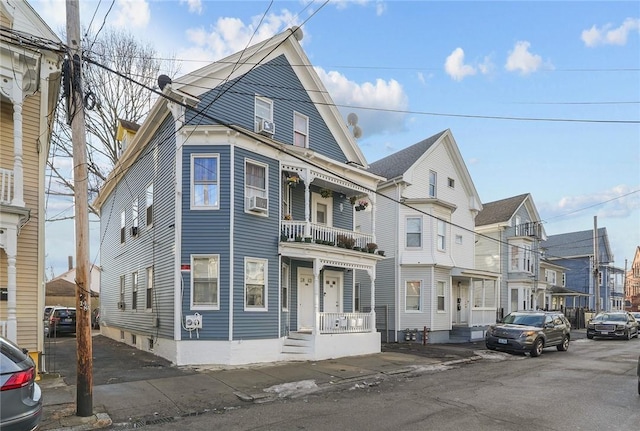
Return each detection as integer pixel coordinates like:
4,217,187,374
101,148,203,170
485,311,571,357
44,307,76,337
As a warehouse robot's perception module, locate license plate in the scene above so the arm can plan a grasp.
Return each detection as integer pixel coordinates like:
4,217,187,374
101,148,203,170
598,331,610,334
63,318,72,323
498,338,508,344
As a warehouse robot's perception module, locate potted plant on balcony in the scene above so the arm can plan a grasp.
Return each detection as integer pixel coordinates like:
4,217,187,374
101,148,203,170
320,188,333,198
286,175,299,188
355,200,368,211
366,242,377,253
377,250,385,256
283,214,292,221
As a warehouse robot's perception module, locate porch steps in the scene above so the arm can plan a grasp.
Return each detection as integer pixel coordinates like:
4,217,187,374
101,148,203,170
449,326,487,343
282,331,313,355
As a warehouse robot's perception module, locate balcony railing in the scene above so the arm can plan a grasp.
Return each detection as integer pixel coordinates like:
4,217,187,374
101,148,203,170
0,168,13,205
319,312,372,334
280,220,374,249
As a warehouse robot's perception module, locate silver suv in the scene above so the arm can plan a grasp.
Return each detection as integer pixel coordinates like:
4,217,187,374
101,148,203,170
485,311,571,357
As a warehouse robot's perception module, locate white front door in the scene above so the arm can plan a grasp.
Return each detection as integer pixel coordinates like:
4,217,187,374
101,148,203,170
297,269,314,330
323,274,341,313
453,283,468,324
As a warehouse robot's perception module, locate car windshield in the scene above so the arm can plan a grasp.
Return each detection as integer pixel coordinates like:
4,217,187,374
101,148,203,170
502,314,544,327
594,313,626,322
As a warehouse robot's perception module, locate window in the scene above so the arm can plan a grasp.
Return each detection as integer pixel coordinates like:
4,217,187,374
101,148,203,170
293,112,308,148
455,234,463,245
192,255,219,309
448,177,455,188
146,183,153,226
472,280,496,308
255,96,273,130
132,272,138,310
146,266,153,310
120,211,126,243
598,271,603,286
562,273,566,287
406,217,422,248
546,269,557,285
429,170,437,198
514,215,521,235
119,275,125,305
437,220,446,251
406,281,421,311
132,198,139,236
281,264,289,311
354,282,361,312
191,154,219,209
436,281,446,311
316,202,327,225
245,160,267,202
245,258,266,310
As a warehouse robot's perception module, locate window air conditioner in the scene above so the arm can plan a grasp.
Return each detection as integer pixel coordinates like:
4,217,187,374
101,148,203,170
131,226,138,236
117,301,126,310
258,119,275,135
249,196,268,212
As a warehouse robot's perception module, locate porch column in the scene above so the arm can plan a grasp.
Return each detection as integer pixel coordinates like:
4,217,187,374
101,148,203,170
312,258,321,335
303,169,311,237
4,226,18,342
368,266,376,332
11,64,25,207
370,193,376,243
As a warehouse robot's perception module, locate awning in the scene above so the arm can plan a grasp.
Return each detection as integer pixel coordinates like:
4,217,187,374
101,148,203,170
548,286,592,297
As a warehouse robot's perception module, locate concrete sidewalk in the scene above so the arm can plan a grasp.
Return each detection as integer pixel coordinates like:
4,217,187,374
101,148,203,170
38,340,486,430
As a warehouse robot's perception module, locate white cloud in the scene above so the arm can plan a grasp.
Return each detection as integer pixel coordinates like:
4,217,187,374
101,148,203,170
444,48,476,81
112,0,150,29
581,18,640,47
505,41,545,75
180,0,203,15
314,67,409,137
542,185,640,219
478,55,495,75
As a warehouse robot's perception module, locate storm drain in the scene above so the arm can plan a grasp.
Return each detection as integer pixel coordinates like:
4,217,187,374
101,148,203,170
111,409,219,429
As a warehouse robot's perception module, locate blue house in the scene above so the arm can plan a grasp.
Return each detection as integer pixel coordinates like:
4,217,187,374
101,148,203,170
94,28,385,366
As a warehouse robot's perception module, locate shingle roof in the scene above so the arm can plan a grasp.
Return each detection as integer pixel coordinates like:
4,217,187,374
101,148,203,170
475,193,529,226
543,228,610,260
368,130,447,179
118,118,141,132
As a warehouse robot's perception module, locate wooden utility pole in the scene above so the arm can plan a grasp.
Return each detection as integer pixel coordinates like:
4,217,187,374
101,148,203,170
66,0,93,417
593,216,600,313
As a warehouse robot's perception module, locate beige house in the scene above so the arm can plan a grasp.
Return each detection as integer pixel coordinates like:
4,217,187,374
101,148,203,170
0,0,62,364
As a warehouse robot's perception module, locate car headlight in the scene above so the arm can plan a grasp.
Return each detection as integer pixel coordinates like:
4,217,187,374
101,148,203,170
520,330,537,338
587,323,595,329
616,325,625,330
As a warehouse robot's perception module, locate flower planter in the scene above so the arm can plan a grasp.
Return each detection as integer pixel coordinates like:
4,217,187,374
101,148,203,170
377,250,385,256
304,237,312,243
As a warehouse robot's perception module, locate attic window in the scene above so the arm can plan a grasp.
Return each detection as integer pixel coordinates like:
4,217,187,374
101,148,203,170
448,177,455,188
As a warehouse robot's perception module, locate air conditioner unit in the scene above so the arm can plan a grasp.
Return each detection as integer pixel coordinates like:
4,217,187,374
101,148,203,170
130,226,138,236
258,119,275,135
249,196,268,212
117,301,125,310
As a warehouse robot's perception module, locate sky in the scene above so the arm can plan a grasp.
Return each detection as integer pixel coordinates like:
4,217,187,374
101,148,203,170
31,0,639,278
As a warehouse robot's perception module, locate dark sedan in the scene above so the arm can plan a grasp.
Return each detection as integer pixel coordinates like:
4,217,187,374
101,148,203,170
44,307,76,337
586,312,639,340
0,336,42,431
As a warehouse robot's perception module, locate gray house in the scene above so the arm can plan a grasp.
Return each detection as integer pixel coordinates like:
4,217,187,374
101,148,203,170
94,28,385,366
362,130,498,343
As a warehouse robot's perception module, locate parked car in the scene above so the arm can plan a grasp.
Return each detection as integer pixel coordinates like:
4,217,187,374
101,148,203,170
630,311,640,322
586,311,639,340
91,307,100,329
637,355,640,395
44,307,76,337
485,311,571,357
0,336,42,431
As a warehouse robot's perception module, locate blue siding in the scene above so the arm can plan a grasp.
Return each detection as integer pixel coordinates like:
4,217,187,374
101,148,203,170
186,54,348,162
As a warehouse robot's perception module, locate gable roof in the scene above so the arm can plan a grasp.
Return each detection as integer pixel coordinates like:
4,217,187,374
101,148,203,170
543,227,613,262
475,193,530,226
368,130,446,179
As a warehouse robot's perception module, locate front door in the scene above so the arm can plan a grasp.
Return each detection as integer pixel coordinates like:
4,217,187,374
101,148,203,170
297,268,314,330
453,282,468,325
323,273,341,313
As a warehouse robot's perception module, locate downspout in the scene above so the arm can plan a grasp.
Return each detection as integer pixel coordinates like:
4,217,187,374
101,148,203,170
393,179,402,342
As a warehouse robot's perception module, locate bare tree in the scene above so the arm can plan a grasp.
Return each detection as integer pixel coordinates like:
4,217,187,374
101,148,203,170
47,29,177,216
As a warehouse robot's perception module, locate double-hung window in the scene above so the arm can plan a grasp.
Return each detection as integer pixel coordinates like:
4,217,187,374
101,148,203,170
192,255,219,309
255,96,273,130
132,198,139,236
146,183,153,226
191,154,219,209
406,217,422,248
293,112,308,147
146,266,153,310
132,272,138,310
245,160,267,198
120,211,126,244
437,220,446,251
436,281,446,312
119,275,125,305
245,258,267,310
429,170,437,198
281,263,289,311
406,281,421,311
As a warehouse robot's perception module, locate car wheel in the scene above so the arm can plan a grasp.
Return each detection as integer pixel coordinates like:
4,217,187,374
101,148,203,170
587,334,594,340
530,338,544,357
557,336,570,352
486,344,496,351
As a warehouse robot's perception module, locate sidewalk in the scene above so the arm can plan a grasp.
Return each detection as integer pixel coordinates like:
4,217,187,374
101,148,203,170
38,340,485,430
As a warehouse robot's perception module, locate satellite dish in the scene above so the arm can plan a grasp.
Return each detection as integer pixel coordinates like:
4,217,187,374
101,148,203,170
353,125,363,139
158,75,172,91
347,112,358,126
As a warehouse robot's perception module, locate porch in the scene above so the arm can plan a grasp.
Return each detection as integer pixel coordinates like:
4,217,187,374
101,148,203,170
280,220,378,252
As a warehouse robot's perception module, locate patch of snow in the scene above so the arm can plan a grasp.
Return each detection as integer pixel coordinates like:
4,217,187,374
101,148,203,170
263,379,318,398
473,350,525,361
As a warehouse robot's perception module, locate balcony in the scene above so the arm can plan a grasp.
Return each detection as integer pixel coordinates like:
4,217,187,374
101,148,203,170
0,168,13,204
280,220,375,251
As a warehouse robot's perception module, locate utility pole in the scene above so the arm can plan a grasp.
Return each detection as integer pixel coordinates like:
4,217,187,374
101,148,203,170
66,0,93,417
593,216,600,314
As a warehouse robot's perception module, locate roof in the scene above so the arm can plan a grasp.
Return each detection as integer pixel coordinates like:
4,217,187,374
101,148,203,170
118,119,140,132
475,193,529,226
548,286,592,297
46,278,98,298
368,130,446,179
543,228,612,261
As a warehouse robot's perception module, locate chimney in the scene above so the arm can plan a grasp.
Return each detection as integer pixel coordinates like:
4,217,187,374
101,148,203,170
68,256,74,270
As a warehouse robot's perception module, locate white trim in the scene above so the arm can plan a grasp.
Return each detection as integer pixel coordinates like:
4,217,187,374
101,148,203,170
146,182,153,228
244,158,269,217
254,95,273,131
244,257,268,311
190,153,220,210
405,216,422,249
293,111,309,148
190,254,221,311
311,191,333,226
281,262,290,312
229,146,235,340
174,120,184,341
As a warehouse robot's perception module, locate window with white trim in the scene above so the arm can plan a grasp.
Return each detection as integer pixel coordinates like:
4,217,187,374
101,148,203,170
354,282,361,312
281,263,289,311
132,272,138,310
146,183,153,226
448,177,455,188
406,280,421,311
545,269,557,285
437,220,446,251
455,234,463,245
473,279,496,308
406,217,422,248
429,170,437,198
132,198,139,236
245,160,267,202
120,211,126,244
191,255,219,309
245,258,267,310
191,154,219,209
293,112,308,148
119,275,125,305
437,281,446,311
146,266,153,310
255,96,273,130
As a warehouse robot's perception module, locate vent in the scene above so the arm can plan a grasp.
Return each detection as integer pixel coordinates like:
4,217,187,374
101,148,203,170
249,196,268,212
258,119,275,135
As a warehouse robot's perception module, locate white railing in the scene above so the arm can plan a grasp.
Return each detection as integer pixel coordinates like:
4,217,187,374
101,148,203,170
281,221,374,249
319,312,372,334
470,309,498,327
0,320,7,338
0,168,13,204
